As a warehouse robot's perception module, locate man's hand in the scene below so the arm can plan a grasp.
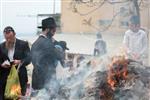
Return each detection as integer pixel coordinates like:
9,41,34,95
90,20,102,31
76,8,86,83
13,60,21,65
1,60,11,68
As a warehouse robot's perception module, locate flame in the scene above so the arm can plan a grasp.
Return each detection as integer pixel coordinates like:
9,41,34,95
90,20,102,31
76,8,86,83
107,77,116,90
107,55,128,90
10,84,21,96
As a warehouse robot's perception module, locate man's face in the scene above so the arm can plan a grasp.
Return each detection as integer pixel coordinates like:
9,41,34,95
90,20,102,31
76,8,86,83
47,27,56,38
50,27,56,36
4,31,15,43
129,23,140,32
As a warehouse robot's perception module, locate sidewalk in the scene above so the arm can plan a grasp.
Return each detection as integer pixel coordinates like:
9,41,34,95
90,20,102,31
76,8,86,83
20,33,124,55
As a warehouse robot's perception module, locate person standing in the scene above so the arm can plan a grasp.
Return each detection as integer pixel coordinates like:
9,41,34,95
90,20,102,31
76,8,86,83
0,26,31,97
123,16,148,64
31,17,63,91
94,33,107,56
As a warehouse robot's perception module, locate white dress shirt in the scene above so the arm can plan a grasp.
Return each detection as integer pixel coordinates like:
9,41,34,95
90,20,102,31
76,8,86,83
8,39,16,62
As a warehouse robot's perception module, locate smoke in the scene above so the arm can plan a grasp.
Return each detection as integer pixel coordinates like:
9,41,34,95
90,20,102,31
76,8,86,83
30,41,150,100
31,55,108,99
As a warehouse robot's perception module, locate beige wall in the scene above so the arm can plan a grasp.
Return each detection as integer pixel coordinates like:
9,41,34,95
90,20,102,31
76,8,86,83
61,0,117,33
61,0,150,34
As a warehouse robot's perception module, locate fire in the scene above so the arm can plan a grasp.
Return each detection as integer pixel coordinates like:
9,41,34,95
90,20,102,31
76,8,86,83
107,55,128,90
10,84,21,96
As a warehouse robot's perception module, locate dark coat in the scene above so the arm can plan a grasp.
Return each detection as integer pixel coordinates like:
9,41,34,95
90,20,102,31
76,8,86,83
31,35,62,90
94,39,107,56
0,38,31,96
0,47,8,100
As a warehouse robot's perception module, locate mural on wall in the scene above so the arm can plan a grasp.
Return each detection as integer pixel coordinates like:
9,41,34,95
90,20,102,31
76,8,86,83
68,0,143,32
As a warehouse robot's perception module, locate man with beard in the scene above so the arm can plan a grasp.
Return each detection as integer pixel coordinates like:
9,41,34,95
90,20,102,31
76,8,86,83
31,17,63,94
0,26,31,98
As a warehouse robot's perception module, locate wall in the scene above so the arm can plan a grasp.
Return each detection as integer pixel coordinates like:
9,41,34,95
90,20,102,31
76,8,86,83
61,0,150,34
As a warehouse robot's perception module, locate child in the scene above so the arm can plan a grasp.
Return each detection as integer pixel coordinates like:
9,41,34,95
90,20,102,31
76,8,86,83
94,33,107,56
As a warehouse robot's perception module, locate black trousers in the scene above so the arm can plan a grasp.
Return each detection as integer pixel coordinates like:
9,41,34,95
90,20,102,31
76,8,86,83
19,78,27,96
0,80,6,100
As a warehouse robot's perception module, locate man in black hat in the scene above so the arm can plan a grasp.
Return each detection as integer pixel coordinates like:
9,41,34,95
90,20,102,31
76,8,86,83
31,17,63,91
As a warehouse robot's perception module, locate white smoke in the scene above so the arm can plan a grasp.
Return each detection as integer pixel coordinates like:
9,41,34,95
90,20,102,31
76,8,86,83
31,55,108,99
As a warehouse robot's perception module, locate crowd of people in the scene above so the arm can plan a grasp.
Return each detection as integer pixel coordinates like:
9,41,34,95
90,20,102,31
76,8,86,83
0,15,149,99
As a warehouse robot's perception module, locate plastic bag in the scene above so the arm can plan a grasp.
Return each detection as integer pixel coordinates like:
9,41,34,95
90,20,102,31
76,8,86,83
5,65,21,100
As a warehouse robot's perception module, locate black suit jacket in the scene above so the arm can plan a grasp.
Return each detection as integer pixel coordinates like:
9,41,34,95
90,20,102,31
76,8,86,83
0,38,31,84
31,35,63,89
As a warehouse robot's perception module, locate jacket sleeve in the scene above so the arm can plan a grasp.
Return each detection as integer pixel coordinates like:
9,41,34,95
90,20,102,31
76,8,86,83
44,39,63,62
0,45,7,65
21,41,31,67
0,48,3,66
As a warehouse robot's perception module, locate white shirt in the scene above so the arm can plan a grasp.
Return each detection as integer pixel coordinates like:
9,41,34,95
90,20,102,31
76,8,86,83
123,29,148,56
39,33,47,38
8,39,16,61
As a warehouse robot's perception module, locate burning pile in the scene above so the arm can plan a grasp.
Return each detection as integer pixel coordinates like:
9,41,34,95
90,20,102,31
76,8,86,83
32,55,150,100
107,56,128,90
83,56,150,100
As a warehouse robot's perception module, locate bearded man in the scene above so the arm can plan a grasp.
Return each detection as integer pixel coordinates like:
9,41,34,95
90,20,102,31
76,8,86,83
0,26,31,98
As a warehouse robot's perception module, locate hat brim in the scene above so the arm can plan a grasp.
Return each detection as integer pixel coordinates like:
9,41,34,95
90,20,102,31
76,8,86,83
65,47,69,50
37,26,42,28
37,25,57,29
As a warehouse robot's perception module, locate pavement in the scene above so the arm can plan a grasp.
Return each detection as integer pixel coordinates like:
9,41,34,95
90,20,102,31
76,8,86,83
20,32,124,55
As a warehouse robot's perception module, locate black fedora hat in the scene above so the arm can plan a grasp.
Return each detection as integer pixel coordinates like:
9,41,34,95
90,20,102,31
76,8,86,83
59,41,69,50
38,17,57,28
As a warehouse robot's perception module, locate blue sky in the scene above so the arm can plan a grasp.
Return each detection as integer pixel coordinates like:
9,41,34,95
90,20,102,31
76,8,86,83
0,0,61,34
